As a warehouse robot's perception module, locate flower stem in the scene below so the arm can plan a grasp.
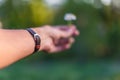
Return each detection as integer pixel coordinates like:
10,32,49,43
68,20,72,27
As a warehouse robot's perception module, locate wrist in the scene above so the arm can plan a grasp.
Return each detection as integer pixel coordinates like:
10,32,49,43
26,28,41,53
32,28,44,51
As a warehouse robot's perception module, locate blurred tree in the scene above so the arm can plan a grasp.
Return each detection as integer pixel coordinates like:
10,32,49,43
29,0,54,26
0,0,54,29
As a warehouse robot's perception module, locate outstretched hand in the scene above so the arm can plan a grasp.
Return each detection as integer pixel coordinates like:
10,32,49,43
33,25,79,53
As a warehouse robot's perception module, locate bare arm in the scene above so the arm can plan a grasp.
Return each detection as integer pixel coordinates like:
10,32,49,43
0,29,35,69
0,25,79,69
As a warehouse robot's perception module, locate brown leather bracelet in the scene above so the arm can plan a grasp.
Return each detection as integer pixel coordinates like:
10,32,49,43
26,28,41,53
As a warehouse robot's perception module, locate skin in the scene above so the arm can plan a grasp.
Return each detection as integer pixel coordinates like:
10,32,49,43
0,25,79,69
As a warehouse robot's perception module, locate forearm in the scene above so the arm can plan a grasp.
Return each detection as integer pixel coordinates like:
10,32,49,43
0,29,35,69
0,25,79,69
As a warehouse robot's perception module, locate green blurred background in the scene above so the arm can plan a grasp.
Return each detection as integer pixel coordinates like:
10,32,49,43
1,0,120,80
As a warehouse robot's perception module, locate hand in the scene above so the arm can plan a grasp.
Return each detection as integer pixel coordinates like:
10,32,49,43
33,25,79,53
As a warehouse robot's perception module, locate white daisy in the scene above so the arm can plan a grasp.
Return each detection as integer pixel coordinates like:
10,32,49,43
64,13,77,21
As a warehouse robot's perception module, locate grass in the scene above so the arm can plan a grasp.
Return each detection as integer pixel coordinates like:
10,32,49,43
1,59,120,80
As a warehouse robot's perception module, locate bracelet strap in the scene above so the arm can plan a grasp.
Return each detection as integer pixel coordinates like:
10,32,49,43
26,28,41,53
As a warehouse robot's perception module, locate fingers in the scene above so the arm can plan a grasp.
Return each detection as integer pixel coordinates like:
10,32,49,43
49,27,74,41
63,37,75,49
44,37,75,53
73,29,80,36
40,25,79,53
55,25,76,31
46,25,79,41
60,27,75,38
54,25,80,38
